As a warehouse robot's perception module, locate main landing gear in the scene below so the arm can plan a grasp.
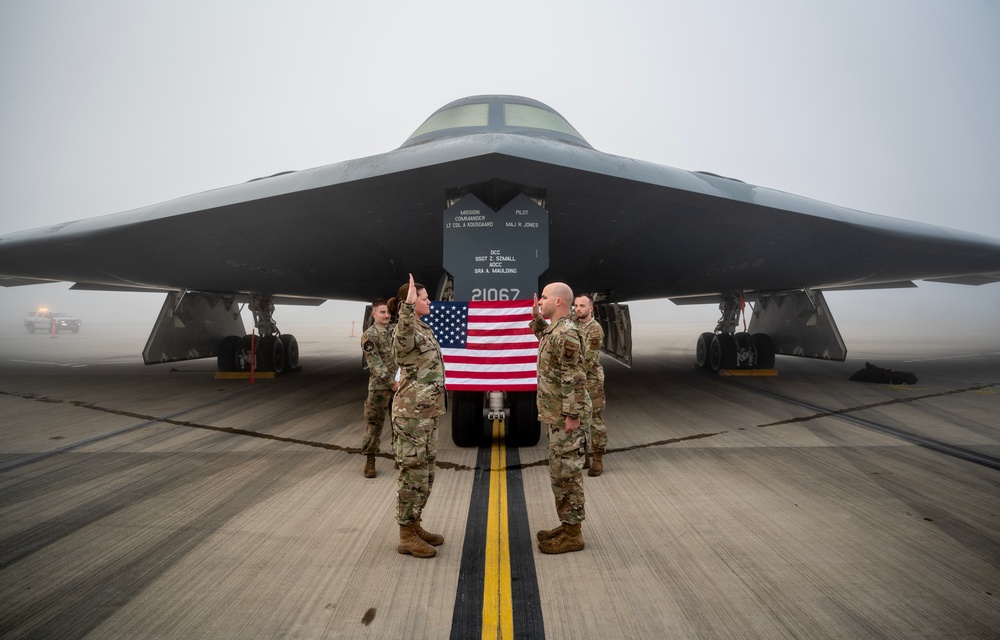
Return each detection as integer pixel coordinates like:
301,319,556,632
217,294,299,375
694,293,775,372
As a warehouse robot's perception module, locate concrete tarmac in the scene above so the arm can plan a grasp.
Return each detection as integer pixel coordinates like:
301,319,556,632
1,320,998,639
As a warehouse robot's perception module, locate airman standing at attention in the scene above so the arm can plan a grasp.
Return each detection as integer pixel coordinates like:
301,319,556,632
531,282,591,554
360,298,398,478
388,274,447,558
573,293,607,476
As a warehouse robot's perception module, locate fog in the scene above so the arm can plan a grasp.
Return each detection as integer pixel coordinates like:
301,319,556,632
2,1,999,350
2,280,996,355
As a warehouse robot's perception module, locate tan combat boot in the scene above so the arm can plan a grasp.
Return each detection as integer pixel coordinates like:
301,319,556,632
397,523,436,558
364,455,376,478
583,450,591,469
413,518,444,546
588,449,603,477
536,522,564,542
538,522,584,554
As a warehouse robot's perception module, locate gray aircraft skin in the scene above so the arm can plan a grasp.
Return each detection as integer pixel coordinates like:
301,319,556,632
2,94,999,376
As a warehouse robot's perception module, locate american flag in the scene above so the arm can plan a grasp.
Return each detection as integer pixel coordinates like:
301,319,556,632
425,300,539,391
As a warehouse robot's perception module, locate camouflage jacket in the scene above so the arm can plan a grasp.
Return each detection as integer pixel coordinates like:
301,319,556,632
575,316,605,392
531,315,590,425
361,321,396,391
392,301,446,418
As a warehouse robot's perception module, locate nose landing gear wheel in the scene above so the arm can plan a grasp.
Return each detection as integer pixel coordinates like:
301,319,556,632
451,391,486,447
507,391,541,447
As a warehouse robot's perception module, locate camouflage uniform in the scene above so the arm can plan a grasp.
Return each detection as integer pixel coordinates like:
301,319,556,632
361,321,396,456
531,315,591,525
391,301,446,526
575,315,607,452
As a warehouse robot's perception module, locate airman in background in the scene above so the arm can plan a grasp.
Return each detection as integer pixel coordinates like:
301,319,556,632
360,298,398,478
574,293,607,476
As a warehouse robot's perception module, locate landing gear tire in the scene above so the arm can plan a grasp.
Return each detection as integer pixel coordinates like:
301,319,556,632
241,334,256,371
732,332,777,370
451,390,486,447
733,332,752,368
257,335,285,374
507,391,541,447
696,332,715,370
751,332,775,369
218,335,248,372
280,334,299,371
710,333,737,371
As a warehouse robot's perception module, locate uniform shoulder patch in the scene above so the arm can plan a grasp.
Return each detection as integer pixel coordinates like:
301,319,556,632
562,340,579,361
590,335,601,350
361,335,375,352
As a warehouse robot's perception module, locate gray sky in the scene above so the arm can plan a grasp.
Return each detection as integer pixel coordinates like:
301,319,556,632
1,0,999,338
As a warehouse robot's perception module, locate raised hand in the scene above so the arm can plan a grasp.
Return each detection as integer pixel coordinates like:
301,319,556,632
406,272,417,304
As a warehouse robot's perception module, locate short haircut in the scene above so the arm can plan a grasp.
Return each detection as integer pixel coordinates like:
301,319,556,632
371,297,388,308
551,282,573,306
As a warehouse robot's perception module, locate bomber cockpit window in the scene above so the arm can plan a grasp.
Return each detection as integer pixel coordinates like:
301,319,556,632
408,103,490,139
400,96,592,149
503,104,584,139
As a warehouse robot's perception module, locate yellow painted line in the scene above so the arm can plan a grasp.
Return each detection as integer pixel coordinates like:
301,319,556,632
213,371,276,379
717,368,778,377
482,418,514,639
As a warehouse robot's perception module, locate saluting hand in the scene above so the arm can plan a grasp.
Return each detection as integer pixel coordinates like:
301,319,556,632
406,273,417,305
532,293,542,320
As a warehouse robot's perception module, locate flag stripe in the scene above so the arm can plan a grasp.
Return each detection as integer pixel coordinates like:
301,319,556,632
442,351,536,361
456,340,538,350
469,313,531,327
444,363,537,373
464,300,533,309
445,370,537,380
467,320,528,330
448,383,538,392
467,328,535,337
443,354,537,365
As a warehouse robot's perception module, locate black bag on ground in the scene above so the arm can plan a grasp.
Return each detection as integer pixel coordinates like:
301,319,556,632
849,362,917,385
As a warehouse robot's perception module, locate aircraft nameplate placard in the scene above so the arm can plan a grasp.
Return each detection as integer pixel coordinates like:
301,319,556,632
442,194,549,301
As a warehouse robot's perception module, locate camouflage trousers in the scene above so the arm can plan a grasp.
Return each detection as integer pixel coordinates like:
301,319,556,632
545,421,587,525
584,383,607,451
362,389,393,455
392,415,438,526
